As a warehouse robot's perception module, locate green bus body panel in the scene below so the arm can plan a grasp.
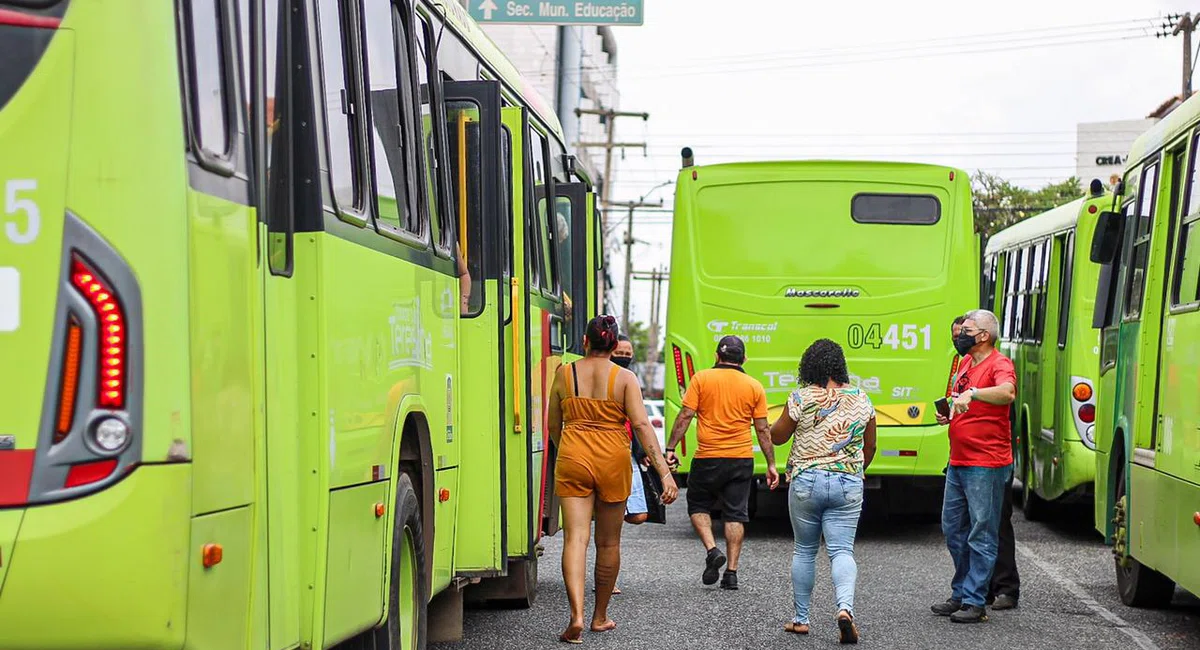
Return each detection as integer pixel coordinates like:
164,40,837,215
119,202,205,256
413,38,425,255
189,190,258,516
187,506,255,650
323,482,389,647
987,196,1104,503
0,0,594,644
0,467,190,650
665,162,976,479
0,30,72,453
1093,93,1200,597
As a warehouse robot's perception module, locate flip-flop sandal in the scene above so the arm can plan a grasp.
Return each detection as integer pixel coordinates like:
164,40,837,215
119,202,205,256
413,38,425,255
559,625,584,644
784,622,810,635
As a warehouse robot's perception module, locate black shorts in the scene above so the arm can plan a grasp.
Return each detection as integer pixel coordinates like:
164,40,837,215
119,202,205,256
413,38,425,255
686,458,755,523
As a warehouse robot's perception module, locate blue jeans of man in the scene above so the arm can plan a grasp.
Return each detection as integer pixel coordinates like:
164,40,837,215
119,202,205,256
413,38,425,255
788,468,864,624
942,464,1012,607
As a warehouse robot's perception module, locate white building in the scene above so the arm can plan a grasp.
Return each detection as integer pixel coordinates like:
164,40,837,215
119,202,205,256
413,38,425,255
1075,119,1157,189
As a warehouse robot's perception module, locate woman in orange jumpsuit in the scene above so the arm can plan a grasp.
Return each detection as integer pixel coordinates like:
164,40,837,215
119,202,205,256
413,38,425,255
547,315,678,643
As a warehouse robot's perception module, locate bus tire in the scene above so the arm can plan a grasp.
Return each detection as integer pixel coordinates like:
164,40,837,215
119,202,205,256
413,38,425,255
1020,434,1048,521
1113,462,1175,608
373,473,428,650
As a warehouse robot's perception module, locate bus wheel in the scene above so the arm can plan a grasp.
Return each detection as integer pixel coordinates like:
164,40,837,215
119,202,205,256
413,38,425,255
373,473,428,650
1112,464,1174,608
1021,440,1047,521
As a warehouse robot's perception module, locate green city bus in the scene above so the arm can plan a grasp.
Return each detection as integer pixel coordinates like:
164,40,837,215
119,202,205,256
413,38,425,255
663,159,978,512
0,1,602,648
983,186,1106,520
1090,95,1200,607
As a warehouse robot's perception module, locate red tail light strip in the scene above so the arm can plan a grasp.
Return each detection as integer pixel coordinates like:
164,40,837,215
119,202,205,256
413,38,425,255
0,450,35,506
672,345,686,390
70,256,127,409
64,459,118,489
0,8,61,28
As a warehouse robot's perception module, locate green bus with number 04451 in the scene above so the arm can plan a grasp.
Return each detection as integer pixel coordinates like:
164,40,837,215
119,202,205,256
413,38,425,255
663,157,978,513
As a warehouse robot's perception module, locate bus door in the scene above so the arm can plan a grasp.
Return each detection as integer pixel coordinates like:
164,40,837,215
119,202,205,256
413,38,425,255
498,106,538,556
443,81,509,573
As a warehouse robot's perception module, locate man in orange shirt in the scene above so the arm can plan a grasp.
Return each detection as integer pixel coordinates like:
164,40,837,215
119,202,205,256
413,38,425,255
665,336,779,590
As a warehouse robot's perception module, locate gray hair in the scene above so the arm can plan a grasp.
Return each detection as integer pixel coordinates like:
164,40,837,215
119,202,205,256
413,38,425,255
965,309,1001,343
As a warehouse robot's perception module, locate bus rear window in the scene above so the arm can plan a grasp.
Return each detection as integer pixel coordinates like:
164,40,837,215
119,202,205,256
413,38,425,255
851,193,941,225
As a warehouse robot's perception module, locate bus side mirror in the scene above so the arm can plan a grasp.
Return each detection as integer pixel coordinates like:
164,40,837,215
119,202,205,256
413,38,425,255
1090,211,1124,264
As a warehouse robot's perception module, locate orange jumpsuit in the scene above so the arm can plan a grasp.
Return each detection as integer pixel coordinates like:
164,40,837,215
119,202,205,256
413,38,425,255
555,363,633,503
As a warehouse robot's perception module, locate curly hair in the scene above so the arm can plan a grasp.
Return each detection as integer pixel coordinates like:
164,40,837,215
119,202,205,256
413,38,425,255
585,315,620,353
798,338,851,387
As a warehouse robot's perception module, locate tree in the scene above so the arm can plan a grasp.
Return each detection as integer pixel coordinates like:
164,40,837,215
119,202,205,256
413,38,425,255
625,320,651,363
972,172,1082,237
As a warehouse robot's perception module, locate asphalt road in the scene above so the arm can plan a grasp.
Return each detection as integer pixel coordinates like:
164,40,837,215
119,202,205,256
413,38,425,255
433,487,1200,649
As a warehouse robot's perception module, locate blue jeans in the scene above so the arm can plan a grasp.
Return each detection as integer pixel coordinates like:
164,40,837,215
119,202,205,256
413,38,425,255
941,465,1013,607
788,469,864,624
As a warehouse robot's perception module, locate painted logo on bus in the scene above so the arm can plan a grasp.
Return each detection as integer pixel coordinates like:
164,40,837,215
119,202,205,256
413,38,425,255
785,288,860,298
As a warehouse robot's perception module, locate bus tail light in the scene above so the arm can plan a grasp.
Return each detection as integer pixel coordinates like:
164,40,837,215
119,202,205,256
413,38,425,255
1071,382,1092,402
1069,377,1096,449
685,353,696,379
63,459,118,489
672,344,686,391
54,320,84,442
71,256,127,409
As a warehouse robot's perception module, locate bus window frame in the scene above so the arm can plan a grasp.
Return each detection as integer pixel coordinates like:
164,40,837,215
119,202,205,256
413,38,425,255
180,0,242,177
313,0,371,228
1122,158,1161,323
416,9,456,259
1170,130,1200,312
1056,230,1075,349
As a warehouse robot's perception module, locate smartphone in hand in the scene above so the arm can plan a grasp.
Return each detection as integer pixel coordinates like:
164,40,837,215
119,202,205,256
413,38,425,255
934,397,951,419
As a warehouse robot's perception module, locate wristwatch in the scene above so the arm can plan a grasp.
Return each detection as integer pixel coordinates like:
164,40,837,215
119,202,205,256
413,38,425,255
969,387,979,400
665,447,676,454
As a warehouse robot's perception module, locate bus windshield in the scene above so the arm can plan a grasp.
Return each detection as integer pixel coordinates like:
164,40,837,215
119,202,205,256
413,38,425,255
695,181,950,281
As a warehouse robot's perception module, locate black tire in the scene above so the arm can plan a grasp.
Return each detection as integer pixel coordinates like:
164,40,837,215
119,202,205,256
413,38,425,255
1113,462,1175,608
372,473,428,650
1021,439,1048,522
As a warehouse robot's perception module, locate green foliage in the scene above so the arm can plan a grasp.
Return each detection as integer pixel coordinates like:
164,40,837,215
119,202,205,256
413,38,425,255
972,172,1083,237
625,320,651,362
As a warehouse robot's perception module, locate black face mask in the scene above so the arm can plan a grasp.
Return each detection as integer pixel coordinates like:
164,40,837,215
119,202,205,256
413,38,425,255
612,356,633,369
953,332,979,357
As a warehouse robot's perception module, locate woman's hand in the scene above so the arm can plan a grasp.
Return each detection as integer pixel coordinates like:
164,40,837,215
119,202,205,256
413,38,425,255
659,474,679,505
935,412,951,426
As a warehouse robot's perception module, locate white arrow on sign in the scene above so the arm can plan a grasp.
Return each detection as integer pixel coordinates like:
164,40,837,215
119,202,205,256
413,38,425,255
479,0,498,20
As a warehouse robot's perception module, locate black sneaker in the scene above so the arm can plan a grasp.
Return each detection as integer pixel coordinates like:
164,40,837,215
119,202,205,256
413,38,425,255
991,594,1018,610
720,570,738,590
702,547,726,585
931,599,963,616
950,605,989,624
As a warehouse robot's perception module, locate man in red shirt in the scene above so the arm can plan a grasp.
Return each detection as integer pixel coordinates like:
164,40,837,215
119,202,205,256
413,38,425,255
931,309,1016,624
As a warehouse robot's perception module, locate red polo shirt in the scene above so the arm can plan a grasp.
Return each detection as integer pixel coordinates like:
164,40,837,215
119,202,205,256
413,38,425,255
948,349,1016,468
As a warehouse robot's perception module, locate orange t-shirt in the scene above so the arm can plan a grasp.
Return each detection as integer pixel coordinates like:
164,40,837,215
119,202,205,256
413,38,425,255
681,367,768,459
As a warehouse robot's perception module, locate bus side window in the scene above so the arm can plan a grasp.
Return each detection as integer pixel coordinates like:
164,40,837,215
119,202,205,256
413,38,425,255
1124,161,1160,320
1173,132,1200,306
416,15,452,252
1056,232,1074,348
1001,251,1017,339
445,101,484,316
1013,247,1028,340
1032,239,1050,343
182,0,234,160
362,0,418,236
525,130,545,290
315,0,366,216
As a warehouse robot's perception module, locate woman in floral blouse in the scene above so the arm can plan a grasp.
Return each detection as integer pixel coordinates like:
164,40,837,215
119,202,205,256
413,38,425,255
770,339,877,644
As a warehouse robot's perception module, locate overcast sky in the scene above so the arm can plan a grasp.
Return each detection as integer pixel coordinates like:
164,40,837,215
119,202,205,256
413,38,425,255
602,0,1194,333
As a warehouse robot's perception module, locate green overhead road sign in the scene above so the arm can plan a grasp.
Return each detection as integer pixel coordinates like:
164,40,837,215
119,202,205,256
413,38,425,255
470,1,644,25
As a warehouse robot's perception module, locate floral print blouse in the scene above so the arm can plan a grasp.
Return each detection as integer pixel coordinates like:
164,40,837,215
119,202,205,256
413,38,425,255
784,385,875,480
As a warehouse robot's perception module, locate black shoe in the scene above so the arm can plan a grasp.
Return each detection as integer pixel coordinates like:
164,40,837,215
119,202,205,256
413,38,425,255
950,605,989,623
702,547,726,585
931,599,963,616
991,594,1018,610
720,570,738,590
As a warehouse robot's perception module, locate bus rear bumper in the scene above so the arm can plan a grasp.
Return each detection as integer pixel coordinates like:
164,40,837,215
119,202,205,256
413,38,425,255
0,465,190,650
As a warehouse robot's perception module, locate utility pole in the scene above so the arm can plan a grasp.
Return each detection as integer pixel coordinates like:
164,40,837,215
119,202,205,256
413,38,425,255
608,199,663,331
638,267,668,390
1160,13,1197,98
575,107,649,233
